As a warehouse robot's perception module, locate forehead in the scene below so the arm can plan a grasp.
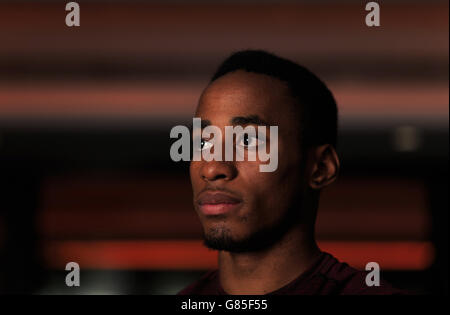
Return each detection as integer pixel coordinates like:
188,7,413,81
196,70,299,125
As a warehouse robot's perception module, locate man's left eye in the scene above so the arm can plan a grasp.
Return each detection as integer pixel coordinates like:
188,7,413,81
237,134,264,148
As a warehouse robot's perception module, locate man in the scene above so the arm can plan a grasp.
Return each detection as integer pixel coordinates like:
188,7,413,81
178,50,403,295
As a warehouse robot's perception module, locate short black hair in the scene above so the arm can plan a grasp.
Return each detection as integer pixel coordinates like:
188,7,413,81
211,50,338,150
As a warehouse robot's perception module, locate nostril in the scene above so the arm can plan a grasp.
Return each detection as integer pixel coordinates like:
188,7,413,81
213,174,227,181
203,173,227,181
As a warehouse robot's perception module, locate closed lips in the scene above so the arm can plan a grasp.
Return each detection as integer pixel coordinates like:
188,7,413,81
197,192,242,205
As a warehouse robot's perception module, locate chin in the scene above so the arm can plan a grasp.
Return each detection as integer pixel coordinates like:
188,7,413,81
202,225,264,253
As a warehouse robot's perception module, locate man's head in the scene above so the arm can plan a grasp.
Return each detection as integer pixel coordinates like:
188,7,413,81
190,50,340,253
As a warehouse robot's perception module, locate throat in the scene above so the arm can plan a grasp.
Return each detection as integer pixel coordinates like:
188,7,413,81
218,229,320,295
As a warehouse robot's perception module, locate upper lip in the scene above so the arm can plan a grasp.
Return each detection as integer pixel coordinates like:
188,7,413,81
197,191,242,205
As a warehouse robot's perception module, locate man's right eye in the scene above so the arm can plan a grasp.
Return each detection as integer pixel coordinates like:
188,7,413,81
200,139,213,151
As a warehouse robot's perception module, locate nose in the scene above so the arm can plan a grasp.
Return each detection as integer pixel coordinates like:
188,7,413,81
200,161,238,182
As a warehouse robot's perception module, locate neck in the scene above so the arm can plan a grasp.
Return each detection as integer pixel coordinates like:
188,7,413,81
218,224,321,295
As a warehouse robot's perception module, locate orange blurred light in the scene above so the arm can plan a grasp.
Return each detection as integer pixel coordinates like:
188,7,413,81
44,240,434,271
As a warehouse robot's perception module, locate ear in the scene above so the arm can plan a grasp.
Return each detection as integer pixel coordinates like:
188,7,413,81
308,144,340,190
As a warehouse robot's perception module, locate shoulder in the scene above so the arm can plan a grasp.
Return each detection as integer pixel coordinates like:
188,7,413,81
317,252,408,295
177,270,221,295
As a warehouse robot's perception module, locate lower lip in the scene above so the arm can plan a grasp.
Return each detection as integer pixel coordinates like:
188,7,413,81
199,203,242,215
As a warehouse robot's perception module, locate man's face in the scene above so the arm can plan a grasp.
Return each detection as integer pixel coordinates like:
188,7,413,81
190,70,307,252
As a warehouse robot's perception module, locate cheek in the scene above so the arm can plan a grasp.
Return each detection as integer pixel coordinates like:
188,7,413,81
238,140,293,187
237,162,286,205
237,148,299,212
189,162,201,189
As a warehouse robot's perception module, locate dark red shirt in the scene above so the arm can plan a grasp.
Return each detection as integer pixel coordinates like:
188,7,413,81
178,251,406,295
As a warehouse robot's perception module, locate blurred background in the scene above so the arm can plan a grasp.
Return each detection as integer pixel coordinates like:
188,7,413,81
0,0,448,294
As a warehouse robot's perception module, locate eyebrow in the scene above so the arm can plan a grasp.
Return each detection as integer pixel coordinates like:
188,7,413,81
188,115,270,133
230,115,271,127
201,119,212,129
189,119,211,134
